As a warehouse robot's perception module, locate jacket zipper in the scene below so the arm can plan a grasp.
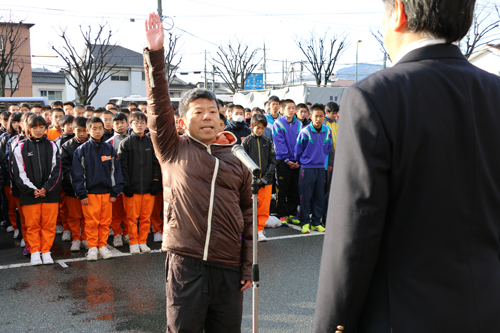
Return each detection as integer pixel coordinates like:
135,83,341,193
257,137,262,179
144,48,155,88
36,142,42,181
139,135,143,192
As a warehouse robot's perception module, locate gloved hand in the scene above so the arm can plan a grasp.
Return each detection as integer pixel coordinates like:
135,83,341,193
259,178,268,188
123,185,134,197
150,180,162,196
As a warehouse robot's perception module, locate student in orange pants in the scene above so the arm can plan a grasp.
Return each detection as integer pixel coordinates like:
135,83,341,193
12,114,62,265
150,192,163,242
81,193,112,251
118,112,161,254
110,194,128,246
65,196,87,250
257,185,272,233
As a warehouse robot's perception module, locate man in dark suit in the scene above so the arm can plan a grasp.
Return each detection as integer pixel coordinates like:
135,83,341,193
314,1,500,332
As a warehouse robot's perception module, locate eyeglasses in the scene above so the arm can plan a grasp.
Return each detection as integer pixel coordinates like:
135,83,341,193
133,122,146,125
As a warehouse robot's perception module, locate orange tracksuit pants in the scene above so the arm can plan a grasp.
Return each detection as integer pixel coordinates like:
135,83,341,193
258,185,272,232
57,191,69,230
151,192,163,233
22,202,59,254
65,196,86,242
4,185,18,230
111,194,128,236
123,194,155,245
81,194,111,249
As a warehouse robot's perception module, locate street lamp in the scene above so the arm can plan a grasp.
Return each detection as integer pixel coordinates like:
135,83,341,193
356,40,362,82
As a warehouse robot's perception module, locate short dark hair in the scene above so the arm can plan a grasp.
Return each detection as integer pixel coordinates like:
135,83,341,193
41,105,51,112
112,112,128,122
138,102,147,107
101,110,113,117
86,117,104,130
18,103,30,109
1,111,11,121
129,112,147,123
51,101,63,108
251,107,263,114
251,114,268,128
297,103,308,110
232,104,245,113
7,112,23,136
59,114,75,127
325,102,339,113
74,117,88,128
63,101,75,108
219,112,227,124
105,102,116,107
268,96,280,104
126,102,138,108
226,103,234,109
384,0,475,43
30,104,42,110
178,89,217,118
27,115,48,129
130,108,140,113
50,108,65,116
311,103,326,115
280,99,295,109
121,109,130,116
217,99,225,107
74,104,85,112
85,105,95,111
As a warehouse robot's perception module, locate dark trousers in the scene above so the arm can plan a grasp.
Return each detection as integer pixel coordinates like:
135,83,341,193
276,159,300,218
165,252,243,333
1,186,9,226
323,169,333,224
299,168,325,226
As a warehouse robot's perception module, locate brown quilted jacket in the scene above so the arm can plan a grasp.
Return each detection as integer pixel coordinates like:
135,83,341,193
143,47,253,280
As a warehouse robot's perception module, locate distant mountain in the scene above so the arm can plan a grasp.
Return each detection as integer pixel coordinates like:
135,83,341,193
333,63,385,81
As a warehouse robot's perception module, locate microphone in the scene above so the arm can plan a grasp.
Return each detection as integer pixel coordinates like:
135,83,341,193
232,145,261,177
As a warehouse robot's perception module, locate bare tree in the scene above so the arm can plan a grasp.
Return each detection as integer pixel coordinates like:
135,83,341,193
371,30,391,67
52,23,121,105
212,40,261,93
165,32,183,83
295,30,348,87
460,5,500,59
0,16,29,97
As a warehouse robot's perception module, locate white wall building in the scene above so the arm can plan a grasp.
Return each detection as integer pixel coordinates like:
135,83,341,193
468,44,500,76
32,70,66,103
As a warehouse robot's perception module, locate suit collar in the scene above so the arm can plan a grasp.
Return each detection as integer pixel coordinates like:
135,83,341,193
396,43,466,65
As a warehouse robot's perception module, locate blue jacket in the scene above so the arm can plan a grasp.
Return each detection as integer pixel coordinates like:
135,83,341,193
265,113,280,129
224,120,251,145
272,115,303,163
71,137,124,199
295,124,333,168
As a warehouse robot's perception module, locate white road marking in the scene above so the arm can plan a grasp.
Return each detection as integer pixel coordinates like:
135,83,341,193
266,233,324,241
58,261,68,268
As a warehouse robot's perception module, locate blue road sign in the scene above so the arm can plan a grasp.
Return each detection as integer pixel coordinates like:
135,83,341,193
245,73,264,90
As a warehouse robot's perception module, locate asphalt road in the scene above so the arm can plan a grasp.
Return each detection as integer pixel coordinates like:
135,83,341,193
0,224,324,332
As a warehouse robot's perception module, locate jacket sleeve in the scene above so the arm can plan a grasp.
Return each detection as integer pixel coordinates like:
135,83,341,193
42,141,62,193
152,148,161,181
110,146,124,198
144,47,180,163
12,143,36,195
313,86,391,333
272,121,291,163
262,138,276,184
117,139,130,187
239,165,253,281
71,147,88,200
60,143,73,192
295,130,307,164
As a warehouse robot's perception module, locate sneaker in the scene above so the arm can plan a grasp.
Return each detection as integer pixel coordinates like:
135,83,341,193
129,244,140,254
55,225,63,234
70,240,81,252
139,244,151,253
6,226,14,232
287,216,301,225
20,239,25,247
280,217,288,225
23,245,31,256
311,225,325,232
30,251,42,266
86,247,98,261
99,246,113,259
62,230,72,242
113,234,123,247
301,224,310,234
109,228,114,236
153,231,162,243
81,240,89,250
41,252,54,265
13,229,19,238
123,234,130,244
258,230,267,242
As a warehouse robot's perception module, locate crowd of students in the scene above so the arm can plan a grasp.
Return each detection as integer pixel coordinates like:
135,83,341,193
1,101,163,265
1,96,338,264
219,97,339,241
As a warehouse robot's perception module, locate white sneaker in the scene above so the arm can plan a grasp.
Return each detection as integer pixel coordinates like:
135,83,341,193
109,228,114,236
81,240,89,250
13,229,19,238
55,225,63,234
6,226,14,232
99,246,113,259
30,251,42,266
258,230,267,242
129,243,140,254
20,239,25,247
62,230,72,242
41,252,54,265
123,234,130,244
139,243,151,253
113,234,123,247
70,240,81,251
86,247,98,261
153,231,162,242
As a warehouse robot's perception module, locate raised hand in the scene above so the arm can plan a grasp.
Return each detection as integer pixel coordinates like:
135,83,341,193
145,12,165,51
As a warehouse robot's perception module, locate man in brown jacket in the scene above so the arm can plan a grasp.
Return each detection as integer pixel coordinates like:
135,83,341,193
144,13,253,333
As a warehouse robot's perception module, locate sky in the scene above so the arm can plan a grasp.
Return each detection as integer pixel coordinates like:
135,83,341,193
2,0,499,86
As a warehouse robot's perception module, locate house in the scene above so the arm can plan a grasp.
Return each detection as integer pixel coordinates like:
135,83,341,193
468,44,500,75
0,22,34,97
169,75,196,98
32,69,66,102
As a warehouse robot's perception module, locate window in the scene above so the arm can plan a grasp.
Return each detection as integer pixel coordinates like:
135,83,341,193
5,73,18,89
0,35,4,52
111,70,129,81
40,90,62,101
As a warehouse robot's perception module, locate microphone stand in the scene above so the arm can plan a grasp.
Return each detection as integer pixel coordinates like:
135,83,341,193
251,175,260,333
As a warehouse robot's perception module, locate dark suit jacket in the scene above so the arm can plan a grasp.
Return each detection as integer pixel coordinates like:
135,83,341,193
313,44,500,333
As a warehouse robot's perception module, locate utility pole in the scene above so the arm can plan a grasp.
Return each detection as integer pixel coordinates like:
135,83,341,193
212,65,215,93
300,61,303,84
204,50,207,89
263,41,267,89
383,53,387,69
157,0,163,20
282,61,284,85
